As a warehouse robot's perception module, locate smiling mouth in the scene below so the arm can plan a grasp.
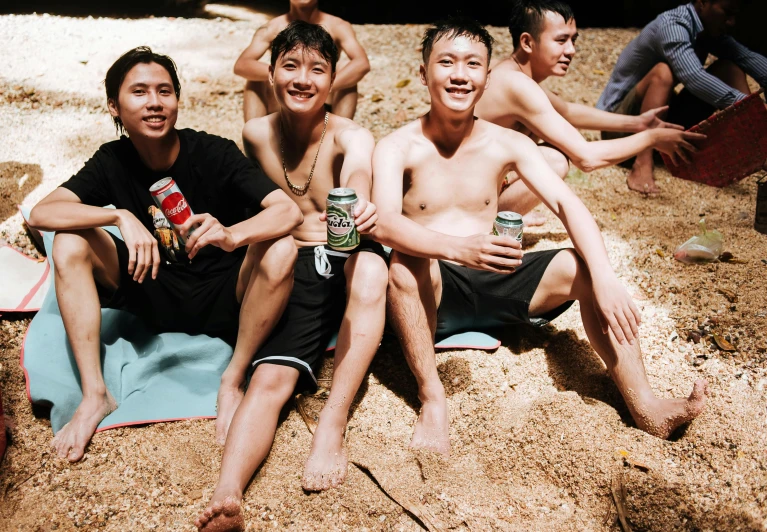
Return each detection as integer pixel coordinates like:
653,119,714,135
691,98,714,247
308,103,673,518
288,91,314,99
143,116,166,125
446,88,472,95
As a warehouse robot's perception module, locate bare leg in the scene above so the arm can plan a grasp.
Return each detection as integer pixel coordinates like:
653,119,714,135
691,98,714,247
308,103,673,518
303,252,388,491
706,59,750,94
387,252,450,455
243,80,279,123
530,250,707,438
329,85,359,119
50,229,121,462
216,236,296,445
499,145,569,226
195,364,299,532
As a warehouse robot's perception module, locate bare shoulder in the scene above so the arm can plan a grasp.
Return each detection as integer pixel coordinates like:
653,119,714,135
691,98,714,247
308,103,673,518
475,119,536,155
332,115,374,148
318,13,353,34
263,15,290,39
242,114,277,149
375,119,423,158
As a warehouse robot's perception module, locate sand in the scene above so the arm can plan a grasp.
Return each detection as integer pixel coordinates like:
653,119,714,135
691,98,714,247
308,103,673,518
1,11,766,532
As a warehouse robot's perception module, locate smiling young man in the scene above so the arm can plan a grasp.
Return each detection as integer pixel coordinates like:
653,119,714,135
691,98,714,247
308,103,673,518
234,0,370,121
476,0,704,211
598,0,767,193
195,22,387,532
373,18,707,456
27,47,302,463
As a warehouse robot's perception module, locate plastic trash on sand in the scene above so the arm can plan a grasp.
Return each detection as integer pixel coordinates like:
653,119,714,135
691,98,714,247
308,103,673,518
673,219,723,264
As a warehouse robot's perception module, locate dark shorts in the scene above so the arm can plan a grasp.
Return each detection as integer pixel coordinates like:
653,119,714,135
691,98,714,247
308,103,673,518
100,231,243,346
250,240,387,393
436,249,574,340
601,86,642,142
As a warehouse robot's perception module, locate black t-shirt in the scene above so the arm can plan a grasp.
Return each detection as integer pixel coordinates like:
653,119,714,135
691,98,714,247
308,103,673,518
60,129,279,275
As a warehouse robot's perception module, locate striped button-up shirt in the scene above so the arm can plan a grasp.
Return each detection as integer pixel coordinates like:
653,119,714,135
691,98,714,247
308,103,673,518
597,3,767,112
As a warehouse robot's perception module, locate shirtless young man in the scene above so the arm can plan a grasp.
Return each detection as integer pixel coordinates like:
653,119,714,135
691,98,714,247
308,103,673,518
196,22,388,532
373,18,707,456
475,0,705,211
27,47,302,463
234,0,370,121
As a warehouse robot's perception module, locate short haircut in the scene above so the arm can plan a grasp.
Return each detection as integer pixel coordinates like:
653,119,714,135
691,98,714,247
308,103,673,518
270,20,339,73
421,16,494,64
508,0,575,48
104,46,181,134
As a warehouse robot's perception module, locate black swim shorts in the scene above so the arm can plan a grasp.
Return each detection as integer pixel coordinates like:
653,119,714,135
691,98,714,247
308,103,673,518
436,249,574,340
100,230,244,346
250,240,387,393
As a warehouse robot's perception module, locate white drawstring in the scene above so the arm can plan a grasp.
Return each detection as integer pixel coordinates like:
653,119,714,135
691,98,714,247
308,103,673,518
314,246,350,278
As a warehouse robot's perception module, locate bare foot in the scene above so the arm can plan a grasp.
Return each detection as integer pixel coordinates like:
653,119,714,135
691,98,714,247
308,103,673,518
194,488,244,532
302,410,348,491
630,380,708,439
627,162,660,195
411,395,450,456
51,391,117,462
522,211,547,227
215,380,244,446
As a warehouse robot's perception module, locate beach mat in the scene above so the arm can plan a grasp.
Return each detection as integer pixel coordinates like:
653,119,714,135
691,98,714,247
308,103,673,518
0,244,50,313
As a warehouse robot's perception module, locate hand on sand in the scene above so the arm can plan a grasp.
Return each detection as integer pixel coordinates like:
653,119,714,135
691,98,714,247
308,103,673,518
629,380,708,439
195,492,244,532
51,391,117,462
302,412,348,491
638,105,684,131
592,275,641,346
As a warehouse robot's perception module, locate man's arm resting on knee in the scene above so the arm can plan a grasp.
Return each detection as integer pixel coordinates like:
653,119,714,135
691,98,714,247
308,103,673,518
30,188,135,232
329,21,370,91
510,134,641,342
545,89,680,133
513,77,702,170
371,137,520,273
233,25,274,81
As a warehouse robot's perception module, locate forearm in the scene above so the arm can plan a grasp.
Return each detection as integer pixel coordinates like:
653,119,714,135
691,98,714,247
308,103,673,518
555,200,613,276
375,213,460,261
344,173,372,201
228,202,302,247
571,130,656,172
332,60,370,90
233,59,271,82
28,201,121,232
564,102,642,133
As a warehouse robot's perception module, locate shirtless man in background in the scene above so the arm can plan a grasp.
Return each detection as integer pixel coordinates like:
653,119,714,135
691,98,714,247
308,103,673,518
476,0,704,219
197,21,387,532
373,17,707,456
234,0,370,121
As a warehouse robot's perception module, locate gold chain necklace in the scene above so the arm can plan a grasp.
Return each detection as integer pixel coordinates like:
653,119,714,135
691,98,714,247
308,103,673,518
279,112,329,196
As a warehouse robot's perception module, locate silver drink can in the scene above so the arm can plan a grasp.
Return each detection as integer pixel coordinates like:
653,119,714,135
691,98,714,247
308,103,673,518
326,188,360,251
493,211,524,242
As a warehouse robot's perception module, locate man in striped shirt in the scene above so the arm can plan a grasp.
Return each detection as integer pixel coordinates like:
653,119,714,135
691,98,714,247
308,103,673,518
598,0,767,194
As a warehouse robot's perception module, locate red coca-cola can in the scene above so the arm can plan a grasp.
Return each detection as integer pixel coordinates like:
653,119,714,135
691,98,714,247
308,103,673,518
149,177,194,244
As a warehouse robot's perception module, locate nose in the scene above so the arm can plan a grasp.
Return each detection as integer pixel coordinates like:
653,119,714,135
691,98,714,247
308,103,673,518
146,90,162,109
294,67,312,88
450,63,470,83
564,40,576,57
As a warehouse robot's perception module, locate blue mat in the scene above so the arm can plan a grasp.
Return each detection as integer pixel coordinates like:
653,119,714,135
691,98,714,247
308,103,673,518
20,210,498,434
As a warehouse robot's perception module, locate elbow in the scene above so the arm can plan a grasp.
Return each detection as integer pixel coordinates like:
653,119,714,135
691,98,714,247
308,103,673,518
572,157,598,174
288,203,303,229
233,60,246,78
360,59,371,77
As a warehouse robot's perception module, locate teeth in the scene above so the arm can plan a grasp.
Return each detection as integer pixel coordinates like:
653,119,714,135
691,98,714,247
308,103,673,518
145,117,164,122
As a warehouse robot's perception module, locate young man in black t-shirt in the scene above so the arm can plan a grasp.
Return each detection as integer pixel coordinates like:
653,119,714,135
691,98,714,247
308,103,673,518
28,47,303,463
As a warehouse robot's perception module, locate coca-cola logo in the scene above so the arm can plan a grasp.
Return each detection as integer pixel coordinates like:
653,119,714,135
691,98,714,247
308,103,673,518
161,192,191,225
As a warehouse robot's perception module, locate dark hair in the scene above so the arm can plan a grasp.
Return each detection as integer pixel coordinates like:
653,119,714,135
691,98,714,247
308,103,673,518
421,16,494,64
508,0,575,48
104,46,181,134
270,20,339,73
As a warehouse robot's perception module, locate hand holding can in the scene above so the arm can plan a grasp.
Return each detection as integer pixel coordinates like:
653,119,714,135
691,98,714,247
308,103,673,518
326,188,360,251
149,177,195,244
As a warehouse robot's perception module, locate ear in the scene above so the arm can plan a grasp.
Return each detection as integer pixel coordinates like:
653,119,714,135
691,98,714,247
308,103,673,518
330,70,336,90
419,64,427,86
519,32,535,54
485,68,492,91
268,65,274,86
107,98,119,118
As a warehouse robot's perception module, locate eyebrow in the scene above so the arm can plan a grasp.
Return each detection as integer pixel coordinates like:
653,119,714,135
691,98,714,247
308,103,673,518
555,32,578,39
126,82,173,88
437,52,485,60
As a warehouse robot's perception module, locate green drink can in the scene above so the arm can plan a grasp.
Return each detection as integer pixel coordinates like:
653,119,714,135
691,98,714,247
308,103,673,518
327,188,360,251
493,211,524,242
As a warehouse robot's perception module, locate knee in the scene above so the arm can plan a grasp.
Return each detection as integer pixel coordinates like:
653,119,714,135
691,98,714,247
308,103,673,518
544,149,570,179
388,253,420,295
52,231,91,269
557,250,592,298
249,364,297,402
348,253,388,305
259,235,297,285
649,63,674,88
